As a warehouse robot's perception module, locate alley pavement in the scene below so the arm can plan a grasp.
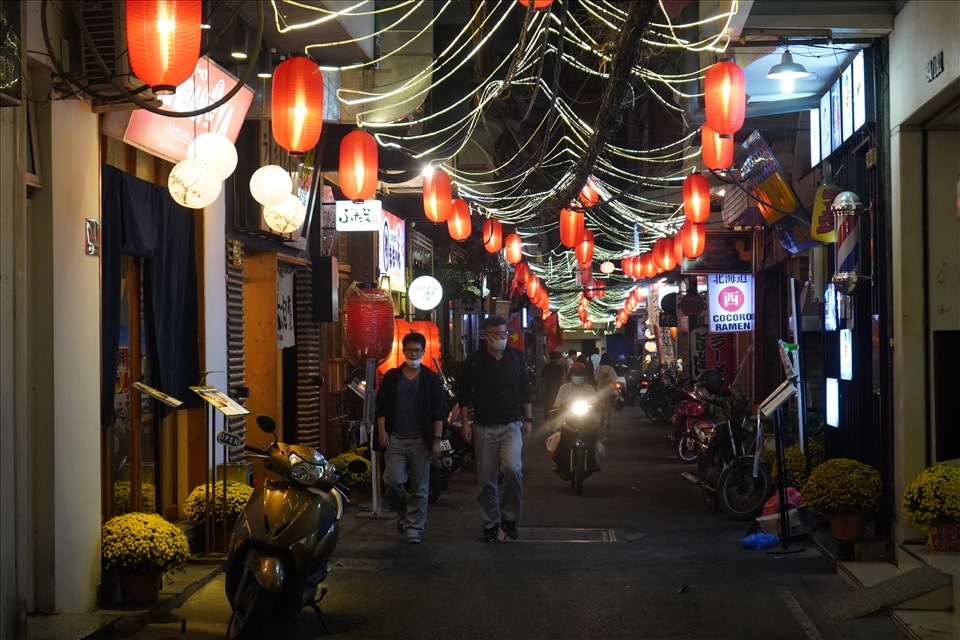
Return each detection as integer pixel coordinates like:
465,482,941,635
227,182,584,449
101,405,904,640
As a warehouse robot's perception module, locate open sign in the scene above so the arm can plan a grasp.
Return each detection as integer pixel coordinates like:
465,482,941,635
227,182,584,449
216,430,243,448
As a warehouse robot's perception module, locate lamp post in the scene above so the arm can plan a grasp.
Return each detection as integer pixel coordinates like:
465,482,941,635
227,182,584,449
831,191,863,294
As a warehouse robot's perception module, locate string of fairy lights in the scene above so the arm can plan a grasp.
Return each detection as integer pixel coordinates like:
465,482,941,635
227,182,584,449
270,0,742,330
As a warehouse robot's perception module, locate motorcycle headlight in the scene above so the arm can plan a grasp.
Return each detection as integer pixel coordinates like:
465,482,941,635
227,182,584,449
571,400,588,416
289,453,322,485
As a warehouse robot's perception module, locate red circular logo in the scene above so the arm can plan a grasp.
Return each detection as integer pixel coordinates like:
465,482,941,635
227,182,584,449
717,286,744,312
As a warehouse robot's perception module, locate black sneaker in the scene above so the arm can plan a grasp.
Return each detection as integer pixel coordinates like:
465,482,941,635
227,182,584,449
482,525,499,542
501,520,519,540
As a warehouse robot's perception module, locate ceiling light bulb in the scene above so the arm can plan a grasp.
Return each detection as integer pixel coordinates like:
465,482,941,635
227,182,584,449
766,50,815,95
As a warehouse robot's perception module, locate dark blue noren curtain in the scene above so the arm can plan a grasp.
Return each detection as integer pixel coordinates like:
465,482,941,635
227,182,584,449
101,163,201,425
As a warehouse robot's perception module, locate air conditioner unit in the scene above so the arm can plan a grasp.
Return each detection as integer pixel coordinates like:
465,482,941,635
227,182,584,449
78,0,156,112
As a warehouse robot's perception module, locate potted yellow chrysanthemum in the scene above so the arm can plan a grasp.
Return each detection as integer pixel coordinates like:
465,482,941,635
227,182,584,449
182,480,253,525
802,457,882,542
328,449,372,504
112,481,157,515
902,463,960,551
101,512,190,605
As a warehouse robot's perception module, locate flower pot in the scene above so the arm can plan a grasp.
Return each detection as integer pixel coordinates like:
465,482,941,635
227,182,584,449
829,513,867,542
118,569,161,605
930,523,960,552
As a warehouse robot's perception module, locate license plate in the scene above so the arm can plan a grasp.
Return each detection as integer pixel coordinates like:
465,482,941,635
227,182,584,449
640,388,648,395
439,439,452,452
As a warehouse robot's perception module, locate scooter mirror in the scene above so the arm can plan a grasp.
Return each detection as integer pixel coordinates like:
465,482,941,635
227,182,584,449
256,416,277,433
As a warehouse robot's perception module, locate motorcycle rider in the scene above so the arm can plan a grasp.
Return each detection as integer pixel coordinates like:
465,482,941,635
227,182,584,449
550,363,599,478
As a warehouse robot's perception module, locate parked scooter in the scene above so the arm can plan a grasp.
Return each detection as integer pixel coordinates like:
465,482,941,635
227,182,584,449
549,401,601,495
428,361,475,503
225,416,348,640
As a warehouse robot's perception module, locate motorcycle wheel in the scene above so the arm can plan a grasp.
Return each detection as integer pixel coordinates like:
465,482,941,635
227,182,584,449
572,448,586,495
717,457,773,521
676,431,698,464
227,567,277,640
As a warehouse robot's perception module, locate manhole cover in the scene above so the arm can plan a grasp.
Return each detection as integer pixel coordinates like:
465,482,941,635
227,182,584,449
512,527,618,543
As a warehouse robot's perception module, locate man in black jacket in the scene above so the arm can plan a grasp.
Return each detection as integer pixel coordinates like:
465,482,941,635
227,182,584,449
376,332,448,544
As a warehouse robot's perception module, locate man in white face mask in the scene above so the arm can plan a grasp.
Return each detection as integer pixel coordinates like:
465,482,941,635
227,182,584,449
376,332,448,544
458,315,533,542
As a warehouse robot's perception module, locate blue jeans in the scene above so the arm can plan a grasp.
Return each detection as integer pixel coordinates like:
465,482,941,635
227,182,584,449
383,437,431,534
473,421,524,528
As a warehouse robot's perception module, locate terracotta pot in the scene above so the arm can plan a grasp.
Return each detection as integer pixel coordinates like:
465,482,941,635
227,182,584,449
118,569,161,605
930,523,960,552
829,513,867,542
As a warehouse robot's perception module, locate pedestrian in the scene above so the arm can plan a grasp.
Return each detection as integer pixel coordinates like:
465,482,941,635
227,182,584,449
565,349,577,372
375,332,448,544
594,352,618,429
540,351,566,410
457,315,534,542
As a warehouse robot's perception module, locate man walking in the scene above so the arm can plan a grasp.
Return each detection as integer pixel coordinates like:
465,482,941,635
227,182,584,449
376,332,448,544
458,315,533,542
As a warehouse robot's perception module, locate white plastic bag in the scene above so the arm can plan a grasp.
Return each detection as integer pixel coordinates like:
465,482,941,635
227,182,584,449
545,431,561,453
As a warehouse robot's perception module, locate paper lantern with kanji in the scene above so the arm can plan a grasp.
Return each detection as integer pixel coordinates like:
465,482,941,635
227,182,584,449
342,284,395,365
272,56,324,156
409,320,442,372
683,221,706,258
448,198,472,241
683,173,711,223
559,208,584,248
701,123,734,171
482,218,503,253
578,176,600,208
704,60,746,137
575,229,595,264
505,233,523,264
126,0,202,95
423,170,452,223
339,130,378,201
378,318,412,375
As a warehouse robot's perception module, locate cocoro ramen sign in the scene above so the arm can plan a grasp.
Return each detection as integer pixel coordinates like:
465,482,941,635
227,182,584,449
707,274,754,333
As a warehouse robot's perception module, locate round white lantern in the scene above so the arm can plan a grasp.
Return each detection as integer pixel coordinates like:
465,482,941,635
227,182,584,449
187,132,238,180
408,275,443,311
250,165,294,206
262,194,306,233
168,158,221,209
644,340,657,353
599,261,615,274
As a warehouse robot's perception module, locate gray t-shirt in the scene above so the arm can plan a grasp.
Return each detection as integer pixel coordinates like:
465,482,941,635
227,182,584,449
393,373,422,439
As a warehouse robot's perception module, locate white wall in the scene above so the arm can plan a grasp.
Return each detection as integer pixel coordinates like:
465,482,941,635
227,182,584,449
204,197,228,468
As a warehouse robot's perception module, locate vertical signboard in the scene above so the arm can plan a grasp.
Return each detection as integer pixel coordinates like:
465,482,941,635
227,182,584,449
839,328,853,380
379,210,406,292
705,332,738,393
707,274,754,333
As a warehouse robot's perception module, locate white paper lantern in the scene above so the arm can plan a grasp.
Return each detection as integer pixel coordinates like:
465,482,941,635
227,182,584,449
187,132,237,180
168,158,221,209
262,194,306,233
250,165,293,206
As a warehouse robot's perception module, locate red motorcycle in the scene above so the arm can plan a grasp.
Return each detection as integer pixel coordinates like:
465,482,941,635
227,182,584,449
673,396,706,464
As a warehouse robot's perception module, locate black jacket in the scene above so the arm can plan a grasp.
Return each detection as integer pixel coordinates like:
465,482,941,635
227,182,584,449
375,365,448,450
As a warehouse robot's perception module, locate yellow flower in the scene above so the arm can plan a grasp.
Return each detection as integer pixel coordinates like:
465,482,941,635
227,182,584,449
182,481,253,524
328,449,371,488
767,442,826,492
902,464,960,531
101,513,190,573
803,457,882,515
113,481,157,515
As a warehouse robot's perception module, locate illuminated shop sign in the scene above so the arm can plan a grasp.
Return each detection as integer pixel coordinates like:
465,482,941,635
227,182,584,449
379,210,406,292
707,273,754,333
810,50,869,167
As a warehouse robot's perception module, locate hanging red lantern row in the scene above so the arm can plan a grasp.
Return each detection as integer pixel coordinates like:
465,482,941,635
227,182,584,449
518,0,554,8
342,284,395,365
683,173,711,223
505,233,523,264
683,221,706,258
448,198,472,241
378,318,412,374
126,0,202,95
704,60,746,138
575,229,595,264
559,208,585,248
423,170,452,223
579,176,600,208
701,123,734,171
482,218,503,253
272,55,324,156
339,130,378,201
409,320,442,372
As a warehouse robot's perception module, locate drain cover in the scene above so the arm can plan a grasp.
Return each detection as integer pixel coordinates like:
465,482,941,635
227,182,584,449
512,527,618,543
824,566,952,620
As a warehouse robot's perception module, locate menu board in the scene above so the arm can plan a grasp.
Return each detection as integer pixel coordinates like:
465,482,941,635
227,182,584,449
819,92,832,160
830,79,842,152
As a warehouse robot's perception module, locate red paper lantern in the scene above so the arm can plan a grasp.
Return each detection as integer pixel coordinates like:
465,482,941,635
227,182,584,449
621,256,634,279
642,253,657,278
701,123,734,171
704,60,746,137
518,0,553,8
409,320,442,372
505,233,524,264
126,0,202,95
526,274,541,301
683,173,711,223
575,229,595,264
582,320,594,329
339,130,378,201
579,176,600,208
342,284,395,364
448,199,472,241
657,238,677,271
559,208,585,248
482,218,503,253
423,170,452,223
593,280,606,298
272,56,324,156
514,261,529,284
673,229,685,266
683,221,706,258
378,318,412,375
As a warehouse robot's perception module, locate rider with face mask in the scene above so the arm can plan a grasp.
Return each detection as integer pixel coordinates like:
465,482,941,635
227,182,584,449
550,363,599,478
376,332,448,544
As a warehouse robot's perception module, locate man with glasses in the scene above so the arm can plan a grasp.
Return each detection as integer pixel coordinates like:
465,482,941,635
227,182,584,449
457,315,534,542
376,332,448,544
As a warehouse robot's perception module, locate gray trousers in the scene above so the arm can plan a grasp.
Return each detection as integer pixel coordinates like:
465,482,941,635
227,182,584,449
383,437,431,534
473,421,524,528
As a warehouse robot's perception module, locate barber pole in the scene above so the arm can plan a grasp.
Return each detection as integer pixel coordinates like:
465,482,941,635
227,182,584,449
831,191,863,294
